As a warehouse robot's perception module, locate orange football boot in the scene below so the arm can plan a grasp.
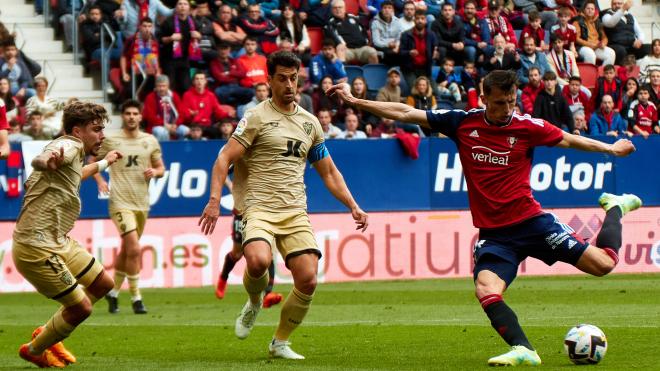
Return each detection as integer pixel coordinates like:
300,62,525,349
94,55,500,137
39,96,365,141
32,326,77,365
19,343,66,368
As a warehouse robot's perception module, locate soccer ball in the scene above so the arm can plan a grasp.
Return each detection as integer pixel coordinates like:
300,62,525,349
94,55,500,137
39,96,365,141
564,324,608,364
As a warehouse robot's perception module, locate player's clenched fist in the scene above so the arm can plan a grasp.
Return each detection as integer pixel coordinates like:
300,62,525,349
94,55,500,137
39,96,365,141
104,150,123,165
46,147,65,171
610,139,635,157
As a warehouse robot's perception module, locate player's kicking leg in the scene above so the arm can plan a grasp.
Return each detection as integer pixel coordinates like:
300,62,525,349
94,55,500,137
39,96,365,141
216,243,243,299
269,252,318,360
575,193,642,276
474,258,542,367
235,240,271,339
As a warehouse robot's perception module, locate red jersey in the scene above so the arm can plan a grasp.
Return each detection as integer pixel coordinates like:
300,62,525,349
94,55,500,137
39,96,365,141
178,88,229,127
0,98,7,131
426,109,565,229
627,100,658,134
550,24,577,48
237,53,268,88
518,25,545,49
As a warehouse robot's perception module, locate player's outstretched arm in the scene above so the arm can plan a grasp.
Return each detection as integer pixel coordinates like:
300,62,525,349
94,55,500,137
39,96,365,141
313,156,369,232
199,138,246,235
555,131,636,157
0,130,8,159
326,83,431,128
82,150,123,180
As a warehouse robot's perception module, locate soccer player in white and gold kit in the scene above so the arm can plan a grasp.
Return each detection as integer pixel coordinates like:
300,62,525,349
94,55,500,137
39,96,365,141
13,102,123,368
199,51,369,359
95,100,164,314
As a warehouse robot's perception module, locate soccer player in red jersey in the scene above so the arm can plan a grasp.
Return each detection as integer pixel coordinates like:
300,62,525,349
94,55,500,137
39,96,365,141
327,70,642,366
0,97,9,159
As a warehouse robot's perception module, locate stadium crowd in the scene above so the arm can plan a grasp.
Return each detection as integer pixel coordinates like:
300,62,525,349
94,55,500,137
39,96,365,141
2,0,660,141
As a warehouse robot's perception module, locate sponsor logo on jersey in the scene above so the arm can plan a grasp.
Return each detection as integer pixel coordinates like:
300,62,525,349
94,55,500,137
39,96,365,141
471,146,510,166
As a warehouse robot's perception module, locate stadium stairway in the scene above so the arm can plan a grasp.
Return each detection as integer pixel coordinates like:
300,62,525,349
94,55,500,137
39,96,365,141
0,0,122,130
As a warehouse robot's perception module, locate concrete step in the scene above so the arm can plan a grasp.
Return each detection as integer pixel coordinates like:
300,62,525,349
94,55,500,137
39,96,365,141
13,26,54,40
49,89,103,101
0,15,45,27
21,40,66,54
0,4,34,17
26,52,79,64
51,77,95,91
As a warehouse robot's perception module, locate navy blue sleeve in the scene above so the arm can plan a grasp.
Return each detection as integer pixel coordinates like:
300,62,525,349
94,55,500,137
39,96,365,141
425,109,470,139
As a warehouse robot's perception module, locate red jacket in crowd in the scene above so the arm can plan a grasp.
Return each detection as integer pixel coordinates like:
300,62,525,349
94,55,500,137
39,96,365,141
178,88,229,127
521,81,544,114
142,91,182,133
209,57,246,87
562,84,593,119
237,53,268,88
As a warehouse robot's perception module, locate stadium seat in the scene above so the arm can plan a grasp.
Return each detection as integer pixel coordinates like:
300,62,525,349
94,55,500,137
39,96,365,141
396,67,410,96
577,62,598,90
308,27,323,55
432,65,440,82
345,65,363,84
362,64,388,93
345,0,360,15
514,29,522,43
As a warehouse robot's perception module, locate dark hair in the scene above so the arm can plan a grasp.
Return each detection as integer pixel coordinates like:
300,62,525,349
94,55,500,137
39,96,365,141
482,70,518,95
403,0,415,7
569,75,582,83
63,101,108,134
2,37,16,49
243,35,258,45
278,4,304,45
543,71,557,81
637,85,650,94
267,50,301,77
120,99,142,113
322,38,336,48
414,9,426,17
463,0,477,7
0,77,16,112
528,66,541,76
550,33,563,44
351,76,369,99
528,10,540,22
442,57,455,65
381,0,394,7
441,2,454,9
193,70,207,78
29,109,43,118
140,16,154,24
89,4,103,13
603,64,616,72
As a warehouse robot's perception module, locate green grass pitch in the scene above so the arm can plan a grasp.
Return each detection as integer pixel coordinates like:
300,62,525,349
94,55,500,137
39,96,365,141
1,274,658,370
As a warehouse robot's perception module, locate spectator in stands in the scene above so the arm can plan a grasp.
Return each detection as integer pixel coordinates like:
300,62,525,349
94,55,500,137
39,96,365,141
22,110,52,140
521,66,544,114
627,86,659,138
117,0,173,39
573,111,588,135
377,67,404,103
512,0,557,29
370,117,402,138
25,77,63,138
550,7,577,57
295,79,314,113
213,4,247,56
348,77,379,128
7,119,32,142
218,119,236,140
589,94,631,137
436,57,463,102
210,43,254,107
339,113,368,139
325,0,379,64
277,4,311,65
143,75,186,141
638,39,660,84
484,34,521,72
432,3,475,65
310,39,347,86
547,34,579,88
160,0,202,95
179,71,230,138
644,69,660,106
0,43,35,102
407,76,437,111
400,9,439,93
462,61,483,109
0,77,18,123
573,0,615,66
121,17,160,99
237,82,270,119
193,0,219,62
621,76,639,115
601,0,650,65
400,1,417,31
518,36,551,85
313,76,344,119
186,124,207,140
533,71,575,132
484,0,517,53
371,1,404,66
562,75,592,118
238,3,280,55
305,0,332,28
593,64,623,112
57,0,84,51
518,11,547,52
81,5,122,64
462,0,493,62
253,0,281,20
318,107,343,139
237,36,269,89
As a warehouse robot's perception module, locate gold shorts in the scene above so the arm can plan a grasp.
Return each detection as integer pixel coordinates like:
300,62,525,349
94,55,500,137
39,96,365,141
110,208,148,237
242,210,321,264
12,238,104,306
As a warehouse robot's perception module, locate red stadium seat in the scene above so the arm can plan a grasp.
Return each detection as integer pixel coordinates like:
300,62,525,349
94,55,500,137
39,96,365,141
577,62,598,90
308,27,323,55
345,0,360,15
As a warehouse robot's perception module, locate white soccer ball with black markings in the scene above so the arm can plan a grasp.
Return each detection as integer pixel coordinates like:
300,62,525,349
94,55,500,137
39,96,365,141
564,324,608,364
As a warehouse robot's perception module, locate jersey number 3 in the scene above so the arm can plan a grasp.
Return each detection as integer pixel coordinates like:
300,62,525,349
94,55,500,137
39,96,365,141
282,140,303,158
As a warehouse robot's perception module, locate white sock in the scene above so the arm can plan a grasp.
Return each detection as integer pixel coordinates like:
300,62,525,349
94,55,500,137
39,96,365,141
108,289,119,298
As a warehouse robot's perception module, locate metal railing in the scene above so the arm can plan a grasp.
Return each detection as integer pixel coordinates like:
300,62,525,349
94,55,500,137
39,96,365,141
11,23,26,50
100,22,116,101
131,61,147,100
41,60,57,95
72,0,80,64
43,0,50,28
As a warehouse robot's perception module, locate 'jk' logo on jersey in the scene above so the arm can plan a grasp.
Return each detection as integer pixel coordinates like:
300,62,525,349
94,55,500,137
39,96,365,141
125,155,138,167
282,140,303,158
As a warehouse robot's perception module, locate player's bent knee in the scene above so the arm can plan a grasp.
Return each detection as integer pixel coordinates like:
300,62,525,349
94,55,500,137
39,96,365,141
474,271,505,299
296,275,317,295
63,298,93,325
244,254,270,276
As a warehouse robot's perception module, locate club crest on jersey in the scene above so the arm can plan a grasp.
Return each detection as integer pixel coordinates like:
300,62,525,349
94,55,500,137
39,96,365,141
507,136,518,148
303,122,313,136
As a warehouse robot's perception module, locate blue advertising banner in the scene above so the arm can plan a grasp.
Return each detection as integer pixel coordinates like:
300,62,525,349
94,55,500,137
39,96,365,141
1,136,658,221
